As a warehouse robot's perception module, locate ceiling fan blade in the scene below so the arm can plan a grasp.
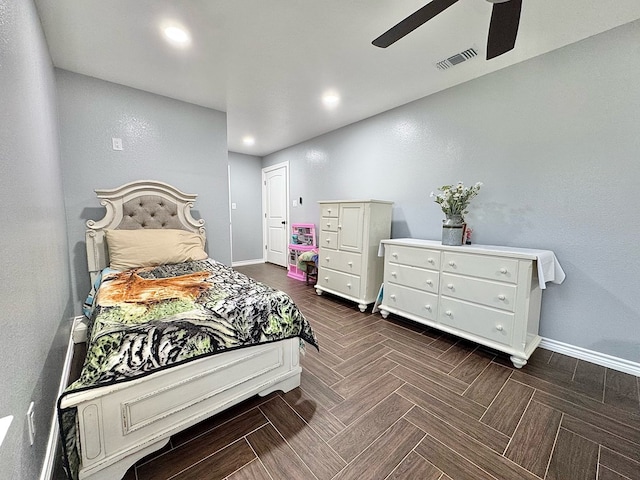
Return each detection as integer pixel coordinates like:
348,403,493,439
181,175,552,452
373,0,460,48
486,0,522,59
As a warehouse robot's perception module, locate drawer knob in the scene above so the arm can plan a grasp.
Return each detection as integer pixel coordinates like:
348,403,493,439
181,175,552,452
424,304,431,311
428,258,435,264
391,271,397,277
326,238,331,243
448,261,456,267
327,209,332,213
324,277,329,281
445,310,452,317
348,261,353,266
390,294,396,300
447,283,454,290
392,252,398,258
338,225,342,229
347,283,352,289
426,279,432,286
326,223,331,227
498,294,506,301
500,268,508,274
496,324,504,331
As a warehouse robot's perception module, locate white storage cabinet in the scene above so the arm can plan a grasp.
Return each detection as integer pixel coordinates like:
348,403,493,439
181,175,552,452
315,200,393,312
379,239,560,368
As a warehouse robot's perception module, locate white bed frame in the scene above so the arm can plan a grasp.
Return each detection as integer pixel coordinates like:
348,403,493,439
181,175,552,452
64,180,301,480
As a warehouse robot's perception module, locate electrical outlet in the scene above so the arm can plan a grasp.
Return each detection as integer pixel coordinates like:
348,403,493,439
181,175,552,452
26,402,35,446
292,200,298,207
112,137,123,151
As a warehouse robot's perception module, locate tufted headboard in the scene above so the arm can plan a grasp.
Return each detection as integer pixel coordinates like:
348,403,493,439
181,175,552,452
85,180,206,284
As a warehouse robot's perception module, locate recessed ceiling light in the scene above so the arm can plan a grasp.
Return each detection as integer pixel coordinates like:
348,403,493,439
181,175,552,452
242,136,255,146
162,25,191,46
322,92,340,109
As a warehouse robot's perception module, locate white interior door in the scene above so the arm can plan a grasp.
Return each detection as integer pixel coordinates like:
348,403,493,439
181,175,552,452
262,162,289,267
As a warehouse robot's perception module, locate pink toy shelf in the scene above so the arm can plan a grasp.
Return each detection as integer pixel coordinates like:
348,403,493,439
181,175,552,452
287,223,317,281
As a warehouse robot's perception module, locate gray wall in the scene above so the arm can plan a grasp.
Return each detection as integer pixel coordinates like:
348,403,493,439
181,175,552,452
55,70,231,310
265,20,640,364
229,152,264,263
0,1,73,478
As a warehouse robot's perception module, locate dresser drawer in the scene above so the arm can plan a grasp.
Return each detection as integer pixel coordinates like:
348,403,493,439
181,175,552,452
319,231,338,250
440,272,517,312
442,252,519,284
385,263,439,294
317,267,361,297
383,283,438,322
322,217,339,232
321,204,339,218
385,245,441,270
438,297,514,346
319,250,362,275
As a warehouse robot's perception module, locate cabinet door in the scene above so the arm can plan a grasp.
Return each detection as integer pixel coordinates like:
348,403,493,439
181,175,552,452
338,203,364,252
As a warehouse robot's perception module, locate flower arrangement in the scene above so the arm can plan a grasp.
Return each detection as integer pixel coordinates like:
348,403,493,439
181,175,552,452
431,181,482,217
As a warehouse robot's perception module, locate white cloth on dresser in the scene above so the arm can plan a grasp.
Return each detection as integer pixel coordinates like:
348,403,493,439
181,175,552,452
534,249,566,289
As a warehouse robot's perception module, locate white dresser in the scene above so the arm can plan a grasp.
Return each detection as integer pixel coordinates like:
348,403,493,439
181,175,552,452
315,200,393,312
379,239,564,368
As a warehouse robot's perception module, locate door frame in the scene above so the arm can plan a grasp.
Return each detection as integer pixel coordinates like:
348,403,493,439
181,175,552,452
261,161,290,264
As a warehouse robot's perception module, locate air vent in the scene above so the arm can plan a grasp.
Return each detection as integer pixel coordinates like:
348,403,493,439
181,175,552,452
436,47,479,70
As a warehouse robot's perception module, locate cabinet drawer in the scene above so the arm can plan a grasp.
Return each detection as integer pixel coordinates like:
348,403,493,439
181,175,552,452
321,204,339,218
385,245,441,270
319,231,338,250
385,263,439,294
317,267,361,297
320,250,362,275
442,252,519,284
322,217,338,232
440,272,517,312
383,283,438,322
439,297,514,347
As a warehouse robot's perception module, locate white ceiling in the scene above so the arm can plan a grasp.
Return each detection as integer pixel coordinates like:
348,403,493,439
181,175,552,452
35,0,640,157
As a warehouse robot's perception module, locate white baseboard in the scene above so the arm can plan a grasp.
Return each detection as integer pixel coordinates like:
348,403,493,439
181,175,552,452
232,258,265,267
40,316,83,480
540,337,640,376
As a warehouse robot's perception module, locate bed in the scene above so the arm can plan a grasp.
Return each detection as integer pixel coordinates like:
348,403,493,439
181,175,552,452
58,180,317,480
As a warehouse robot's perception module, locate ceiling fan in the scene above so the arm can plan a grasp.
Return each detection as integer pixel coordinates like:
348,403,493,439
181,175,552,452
372,0,522,60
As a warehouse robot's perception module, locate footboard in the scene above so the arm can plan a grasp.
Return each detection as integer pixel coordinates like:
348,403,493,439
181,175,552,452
60,338,301,480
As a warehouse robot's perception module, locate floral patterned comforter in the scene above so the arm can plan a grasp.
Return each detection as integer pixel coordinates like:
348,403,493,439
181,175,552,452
58,258,317,479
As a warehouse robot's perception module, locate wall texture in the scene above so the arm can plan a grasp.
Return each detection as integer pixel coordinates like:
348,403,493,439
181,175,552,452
264,20,640,363
55,70,231,309
0,0,73,478
229,152,264,263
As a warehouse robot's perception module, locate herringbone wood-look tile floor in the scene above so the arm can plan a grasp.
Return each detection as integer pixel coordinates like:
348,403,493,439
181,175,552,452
117,262,640,480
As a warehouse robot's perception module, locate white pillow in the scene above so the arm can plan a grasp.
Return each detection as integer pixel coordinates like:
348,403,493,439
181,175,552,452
105,229,208,271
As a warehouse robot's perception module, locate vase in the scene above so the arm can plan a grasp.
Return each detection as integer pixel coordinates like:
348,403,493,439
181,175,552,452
441,213,465,246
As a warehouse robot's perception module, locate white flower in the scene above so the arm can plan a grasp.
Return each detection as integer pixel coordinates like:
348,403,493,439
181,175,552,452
431,181,482,216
